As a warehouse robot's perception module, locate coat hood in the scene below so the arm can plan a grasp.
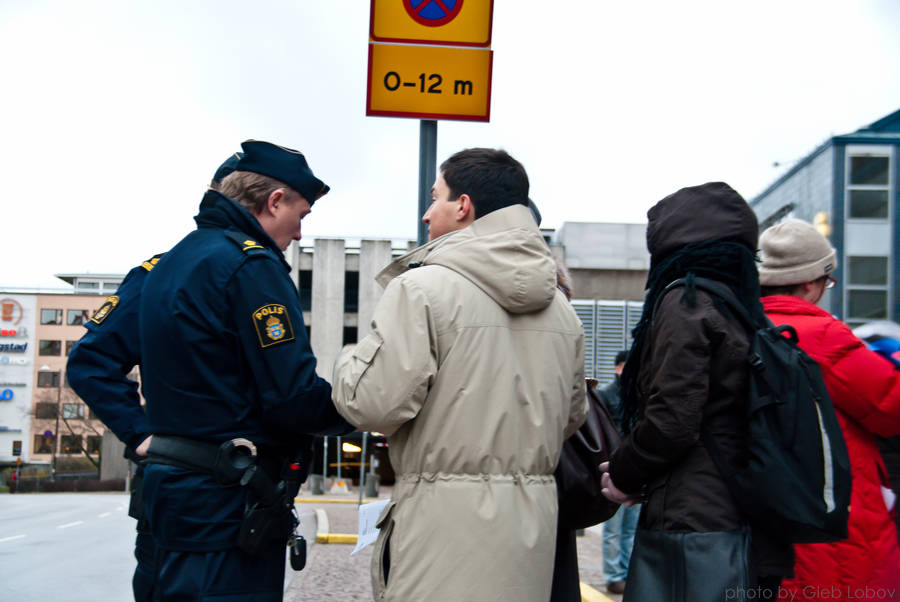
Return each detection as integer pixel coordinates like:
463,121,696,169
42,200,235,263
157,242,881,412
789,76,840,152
646,182,758,264
378,204,557,314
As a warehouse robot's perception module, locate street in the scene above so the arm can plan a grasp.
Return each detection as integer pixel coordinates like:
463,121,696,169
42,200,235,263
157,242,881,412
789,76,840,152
0,492,320,601
0,492,135,601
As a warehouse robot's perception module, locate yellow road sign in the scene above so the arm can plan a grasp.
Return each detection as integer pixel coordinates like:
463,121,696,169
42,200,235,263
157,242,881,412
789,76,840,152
370,0,493,47
366,42,492,121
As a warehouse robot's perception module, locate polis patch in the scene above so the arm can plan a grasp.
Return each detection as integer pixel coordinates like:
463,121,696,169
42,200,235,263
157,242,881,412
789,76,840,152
252,304,295,348
90,296,120,325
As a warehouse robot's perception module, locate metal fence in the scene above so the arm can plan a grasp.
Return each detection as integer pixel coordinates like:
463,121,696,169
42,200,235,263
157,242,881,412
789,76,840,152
572,299,643,385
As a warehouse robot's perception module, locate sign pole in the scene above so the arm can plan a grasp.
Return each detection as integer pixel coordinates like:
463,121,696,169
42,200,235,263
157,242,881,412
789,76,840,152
417,119,437,246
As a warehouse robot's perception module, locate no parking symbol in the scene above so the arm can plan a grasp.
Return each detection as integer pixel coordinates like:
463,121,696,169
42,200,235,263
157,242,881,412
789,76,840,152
403,0,463,27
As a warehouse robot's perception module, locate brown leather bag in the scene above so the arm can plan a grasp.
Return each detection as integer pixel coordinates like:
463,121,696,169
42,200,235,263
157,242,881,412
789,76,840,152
555,378,622,530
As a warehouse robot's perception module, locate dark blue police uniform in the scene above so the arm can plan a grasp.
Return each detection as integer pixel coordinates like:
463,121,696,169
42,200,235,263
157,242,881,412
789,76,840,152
139,188,351,600
67,255,162,602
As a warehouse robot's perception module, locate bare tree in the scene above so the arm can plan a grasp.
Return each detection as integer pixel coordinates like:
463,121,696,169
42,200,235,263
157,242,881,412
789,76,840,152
31,386,106,471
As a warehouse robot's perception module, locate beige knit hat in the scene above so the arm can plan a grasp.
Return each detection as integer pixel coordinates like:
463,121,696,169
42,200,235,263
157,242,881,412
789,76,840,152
758,219,837,286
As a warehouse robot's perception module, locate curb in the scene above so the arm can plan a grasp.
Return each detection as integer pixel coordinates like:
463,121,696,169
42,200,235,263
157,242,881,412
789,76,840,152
295,497,377,504
580,582,615,602
313,507,358,544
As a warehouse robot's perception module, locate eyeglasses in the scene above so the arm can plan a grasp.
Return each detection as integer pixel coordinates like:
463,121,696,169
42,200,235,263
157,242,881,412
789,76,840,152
824,276,837,289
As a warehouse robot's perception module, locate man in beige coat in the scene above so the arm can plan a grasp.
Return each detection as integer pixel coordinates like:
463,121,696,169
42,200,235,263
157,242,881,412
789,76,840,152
332,148,587,601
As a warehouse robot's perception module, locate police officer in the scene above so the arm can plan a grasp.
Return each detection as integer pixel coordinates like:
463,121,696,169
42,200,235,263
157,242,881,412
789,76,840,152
137,140,352,600
66,153,243,602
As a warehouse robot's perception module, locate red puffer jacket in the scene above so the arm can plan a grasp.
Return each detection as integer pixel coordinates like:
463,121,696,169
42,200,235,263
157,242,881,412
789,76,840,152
763,296,900,600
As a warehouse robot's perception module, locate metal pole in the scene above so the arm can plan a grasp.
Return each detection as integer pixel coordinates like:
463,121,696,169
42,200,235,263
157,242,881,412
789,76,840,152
322,436,328,486
337,436,342,485
358,431,368,506
417,119,438,246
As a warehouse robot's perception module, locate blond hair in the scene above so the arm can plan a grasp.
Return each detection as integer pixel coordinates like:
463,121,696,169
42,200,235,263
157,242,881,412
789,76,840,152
218,171,299,214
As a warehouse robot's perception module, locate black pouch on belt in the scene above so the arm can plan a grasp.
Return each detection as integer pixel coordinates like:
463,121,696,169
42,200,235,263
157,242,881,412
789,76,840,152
237,463,294,555
238,503,293,555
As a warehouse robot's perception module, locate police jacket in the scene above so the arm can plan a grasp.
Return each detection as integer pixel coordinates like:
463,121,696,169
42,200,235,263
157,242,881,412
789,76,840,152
67,256,161,452
139,190,351,448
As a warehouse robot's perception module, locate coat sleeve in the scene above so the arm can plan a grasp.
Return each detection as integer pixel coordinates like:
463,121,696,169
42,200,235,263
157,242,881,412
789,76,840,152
815,319,900,437
565,328,588,438
331,275,437,436
609,292,716,493
228,256,353,438
66,266,149,451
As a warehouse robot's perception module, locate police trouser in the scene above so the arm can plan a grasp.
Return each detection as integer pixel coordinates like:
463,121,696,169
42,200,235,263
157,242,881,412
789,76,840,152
130,465,156,602
152,543,285,601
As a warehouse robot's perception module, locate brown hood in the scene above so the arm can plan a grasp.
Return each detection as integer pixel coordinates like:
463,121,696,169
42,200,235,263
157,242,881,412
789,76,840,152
646,182,758,264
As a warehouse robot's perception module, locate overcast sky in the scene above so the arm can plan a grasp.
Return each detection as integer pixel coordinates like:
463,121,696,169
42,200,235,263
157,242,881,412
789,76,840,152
2,0,899,288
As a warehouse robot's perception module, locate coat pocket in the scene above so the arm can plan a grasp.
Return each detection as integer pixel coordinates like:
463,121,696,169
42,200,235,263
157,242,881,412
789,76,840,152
348,335,383,397
370,501,396,600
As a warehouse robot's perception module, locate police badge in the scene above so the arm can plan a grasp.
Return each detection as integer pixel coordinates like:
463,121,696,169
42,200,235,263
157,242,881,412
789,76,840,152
90,295,120,325
252,304,295,348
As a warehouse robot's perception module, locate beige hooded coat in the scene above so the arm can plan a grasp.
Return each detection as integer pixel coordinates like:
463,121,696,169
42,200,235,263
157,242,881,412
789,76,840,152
332,204,587,601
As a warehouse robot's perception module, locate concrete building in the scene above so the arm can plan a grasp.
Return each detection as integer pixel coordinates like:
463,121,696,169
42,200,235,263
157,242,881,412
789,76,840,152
751,107,900,327
2,224,650,472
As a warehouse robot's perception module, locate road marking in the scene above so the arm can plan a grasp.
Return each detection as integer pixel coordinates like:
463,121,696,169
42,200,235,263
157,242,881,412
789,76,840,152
57,521,84,529
98,512,111,518
0,534,26,542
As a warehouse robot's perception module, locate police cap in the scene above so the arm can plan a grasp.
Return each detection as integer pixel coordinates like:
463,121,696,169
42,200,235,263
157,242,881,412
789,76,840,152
236,140,330,205
212,152,243,186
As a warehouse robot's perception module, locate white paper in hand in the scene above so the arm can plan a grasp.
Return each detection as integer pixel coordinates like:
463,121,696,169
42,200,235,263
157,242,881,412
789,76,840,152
352,499,390,556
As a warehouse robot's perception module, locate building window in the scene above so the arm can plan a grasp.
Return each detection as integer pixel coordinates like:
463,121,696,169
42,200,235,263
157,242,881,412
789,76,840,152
35,402,58,418
847,290,888,322
344,271,359,313
848,155,891,220
848,256,888,286
66,340,76,356
37,371,61,388
76,282,99,291
62,403,85,419
67,310,91,325
41,309,62,325
850,156,889,185
60,435,82,454
34,434,53,454
846,255,890,327
39,340,62,356
87,436,102,455
343,326,358,345
12,440,22,456
299,270,312,312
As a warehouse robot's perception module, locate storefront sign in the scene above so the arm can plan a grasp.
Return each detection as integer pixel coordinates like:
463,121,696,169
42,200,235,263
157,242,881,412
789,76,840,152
1,298,23,325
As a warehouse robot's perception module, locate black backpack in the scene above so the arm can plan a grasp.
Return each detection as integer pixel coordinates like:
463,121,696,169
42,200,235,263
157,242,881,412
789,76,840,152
661,277,851,544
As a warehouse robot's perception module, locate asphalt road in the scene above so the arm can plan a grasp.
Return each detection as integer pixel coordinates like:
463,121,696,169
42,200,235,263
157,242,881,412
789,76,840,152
0,492,320,601
0,492,135,601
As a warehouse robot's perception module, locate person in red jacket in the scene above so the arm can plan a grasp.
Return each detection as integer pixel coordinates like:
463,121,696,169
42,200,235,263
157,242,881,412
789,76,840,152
758,219,900,601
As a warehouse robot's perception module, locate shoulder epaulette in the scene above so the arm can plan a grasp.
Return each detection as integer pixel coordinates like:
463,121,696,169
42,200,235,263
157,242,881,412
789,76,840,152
140,253,165,272
224,230,268,254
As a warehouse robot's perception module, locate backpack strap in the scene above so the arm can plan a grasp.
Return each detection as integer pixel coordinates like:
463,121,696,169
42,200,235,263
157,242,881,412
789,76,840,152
660,276,772,334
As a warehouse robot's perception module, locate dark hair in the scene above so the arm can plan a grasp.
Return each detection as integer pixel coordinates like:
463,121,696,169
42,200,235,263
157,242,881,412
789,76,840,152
760,283,805,297
440,148,529,219
615,350,629,366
